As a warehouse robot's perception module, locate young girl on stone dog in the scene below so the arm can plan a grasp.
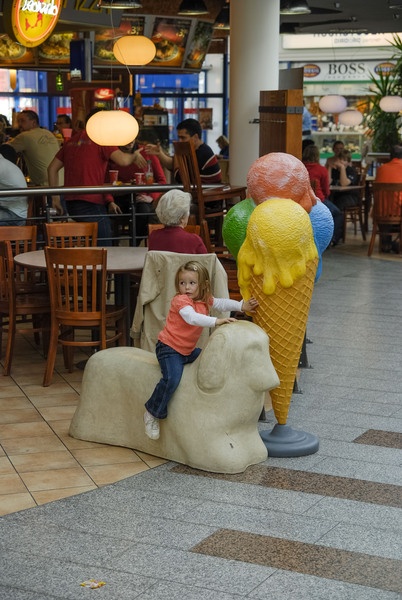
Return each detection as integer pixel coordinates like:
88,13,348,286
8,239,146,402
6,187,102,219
144,260,259,439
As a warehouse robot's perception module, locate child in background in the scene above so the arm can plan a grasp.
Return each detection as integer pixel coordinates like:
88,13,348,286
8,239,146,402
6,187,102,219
144,260,259,440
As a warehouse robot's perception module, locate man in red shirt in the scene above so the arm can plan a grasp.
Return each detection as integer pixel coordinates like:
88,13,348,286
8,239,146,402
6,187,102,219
375,145,402,183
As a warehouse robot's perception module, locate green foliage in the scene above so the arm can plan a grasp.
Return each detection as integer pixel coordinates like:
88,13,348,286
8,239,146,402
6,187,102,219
366,70,400,152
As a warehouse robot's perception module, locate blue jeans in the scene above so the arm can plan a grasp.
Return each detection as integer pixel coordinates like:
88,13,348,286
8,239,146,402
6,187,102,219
66,200,112,246
145,341,201,419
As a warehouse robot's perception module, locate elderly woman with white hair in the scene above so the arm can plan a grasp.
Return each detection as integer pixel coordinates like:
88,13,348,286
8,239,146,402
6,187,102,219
148,189,207,253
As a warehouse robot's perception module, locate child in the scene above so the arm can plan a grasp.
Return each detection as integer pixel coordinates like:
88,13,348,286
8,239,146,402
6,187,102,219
144,260,259,440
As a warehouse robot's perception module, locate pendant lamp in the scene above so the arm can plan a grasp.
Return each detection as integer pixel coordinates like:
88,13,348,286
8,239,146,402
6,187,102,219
113,36,156,66
178,0,208,15
379,96,402,112
86,110,139,146
318,94,347,114
214,1,230,30
97,0,142,8
338,109,363,126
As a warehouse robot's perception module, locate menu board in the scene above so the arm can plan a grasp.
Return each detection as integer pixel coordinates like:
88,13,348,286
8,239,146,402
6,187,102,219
148,17,191,68
0,35,34,64
94,17,146,64
184,21,214,70
38,33,79,64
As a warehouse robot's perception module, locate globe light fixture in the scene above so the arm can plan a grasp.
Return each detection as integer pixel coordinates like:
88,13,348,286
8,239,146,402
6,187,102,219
338,109,363,126
178,0,208,15
86,110,139,146
113,35,156,66
379,95,402,112
318,94,347,114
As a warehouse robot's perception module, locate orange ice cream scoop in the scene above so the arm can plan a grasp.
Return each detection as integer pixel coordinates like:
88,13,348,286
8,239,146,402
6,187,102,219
237,199,318,425
247,152,316,213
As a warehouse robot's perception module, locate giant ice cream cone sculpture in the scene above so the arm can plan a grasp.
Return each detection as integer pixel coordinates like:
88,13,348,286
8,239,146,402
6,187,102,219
237,198,318,425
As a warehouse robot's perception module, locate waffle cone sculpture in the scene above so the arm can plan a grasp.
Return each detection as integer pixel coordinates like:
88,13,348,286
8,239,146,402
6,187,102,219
238,198,318,425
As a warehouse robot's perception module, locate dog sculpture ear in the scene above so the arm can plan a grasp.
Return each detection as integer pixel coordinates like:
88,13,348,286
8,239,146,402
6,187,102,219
197,328,230,392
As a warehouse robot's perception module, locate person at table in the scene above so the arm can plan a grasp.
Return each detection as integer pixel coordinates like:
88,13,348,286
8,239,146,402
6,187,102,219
148,190,207,254
0,144,28,226
325,140,345,169
216,134,229,158
107,137,166,244
327,148,360,210
7,110,59,185
302,144,343,246
47,108,147,246
374,144,402,252
145,118,222,184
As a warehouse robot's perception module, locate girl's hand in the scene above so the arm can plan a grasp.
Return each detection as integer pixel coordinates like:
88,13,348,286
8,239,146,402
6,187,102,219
216,317,237,326
242,297,259,313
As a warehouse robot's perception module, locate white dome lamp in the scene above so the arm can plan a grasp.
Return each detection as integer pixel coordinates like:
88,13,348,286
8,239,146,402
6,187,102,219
318,95,347,114
338,109,363,127
379,96,402,112
113,35,156,66
86,110,139,146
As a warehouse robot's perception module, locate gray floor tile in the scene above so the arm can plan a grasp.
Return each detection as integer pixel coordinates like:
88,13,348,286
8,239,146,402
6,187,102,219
135,581,245,599
306,456,402,485
248,570,402,600
317,522,402,559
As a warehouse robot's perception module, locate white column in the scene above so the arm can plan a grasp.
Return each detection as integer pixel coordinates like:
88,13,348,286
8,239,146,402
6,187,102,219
229,0,280,186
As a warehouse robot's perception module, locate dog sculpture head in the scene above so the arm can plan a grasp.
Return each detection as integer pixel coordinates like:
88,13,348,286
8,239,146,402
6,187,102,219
189,320,279,397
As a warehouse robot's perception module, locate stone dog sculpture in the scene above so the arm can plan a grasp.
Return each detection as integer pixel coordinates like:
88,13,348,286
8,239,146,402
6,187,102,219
69,321,279,474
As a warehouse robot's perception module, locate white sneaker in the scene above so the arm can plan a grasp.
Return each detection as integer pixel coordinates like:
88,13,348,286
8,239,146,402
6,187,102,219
144,410,160,440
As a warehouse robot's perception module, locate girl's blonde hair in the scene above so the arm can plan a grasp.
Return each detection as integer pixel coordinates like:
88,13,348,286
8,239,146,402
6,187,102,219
175,261,211,303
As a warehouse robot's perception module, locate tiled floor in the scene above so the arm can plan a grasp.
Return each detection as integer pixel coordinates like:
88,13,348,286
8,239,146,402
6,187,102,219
0,233,402,599
0,335,167,517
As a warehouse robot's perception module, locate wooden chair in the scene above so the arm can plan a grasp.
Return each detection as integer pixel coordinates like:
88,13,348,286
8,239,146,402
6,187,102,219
0,225,42,294
342,166,367,242
43,247,127,386
368,182,402,256
173,140,247,247
44,221,98,248
0,240,50,376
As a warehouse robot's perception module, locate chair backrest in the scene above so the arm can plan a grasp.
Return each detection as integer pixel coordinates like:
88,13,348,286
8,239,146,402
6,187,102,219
44,222,98,248
0,225,38,292
372,182,402,223
44,247,107,326
0,240,15,307
131,250,229,352
173,139,203,203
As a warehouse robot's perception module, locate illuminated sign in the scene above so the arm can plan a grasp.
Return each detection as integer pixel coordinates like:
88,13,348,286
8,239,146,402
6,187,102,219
4,0,62,48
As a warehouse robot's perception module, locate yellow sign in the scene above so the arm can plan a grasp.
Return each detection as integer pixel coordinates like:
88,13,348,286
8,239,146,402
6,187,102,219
4,0,62,48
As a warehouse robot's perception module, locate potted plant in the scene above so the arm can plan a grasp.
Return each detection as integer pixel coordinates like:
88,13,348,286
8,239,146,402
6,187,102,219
366,70,401,153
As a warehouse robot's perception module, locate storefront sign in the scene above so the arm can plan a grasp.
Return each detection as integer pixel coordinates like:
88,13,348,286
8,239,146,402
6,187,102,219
282,33,399,50
4,0,62,48
289,60,396,83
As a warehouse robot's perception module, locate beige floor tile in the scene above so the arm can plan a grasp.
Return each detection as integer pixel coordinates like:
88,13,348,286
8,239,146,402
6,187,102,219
0,421,53,440
0,386,26,398
38,405,77,421
84,462,150,486
32,485,97,506
0,408,42,424
0,472,27,494
1,434,67,455
29,394,79,408
15,372,64,386
0,446,5,457
0,377,22,388
59,434,110,450
20,467,94,492
135,450,168,468
9,450,79,473
0,397,33,410
21,382,76,396
71,446,143,467
0,456,16,475
0,492,36,516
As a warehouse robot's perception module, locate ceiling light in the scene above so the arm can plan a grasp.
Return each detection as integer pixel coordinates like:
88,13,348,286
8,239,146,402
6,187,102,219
178,0,209,16
280,0,311,15
319,94,347,113
379,96,402,112
214,2,230,30
113,36,156,65
97,0,142,9
338,110,363,126
87,110,139,146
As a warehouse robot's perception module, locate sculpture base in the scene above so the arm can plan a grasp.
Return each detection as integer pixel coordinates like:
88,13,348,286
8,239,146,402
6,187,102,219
260,424,319,457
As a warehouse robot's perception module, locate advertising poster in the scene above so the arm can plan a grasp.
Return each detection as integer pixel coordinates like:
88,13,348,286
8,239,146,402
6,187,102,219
184,21,213,70
199,107,213,130
149,18,191,68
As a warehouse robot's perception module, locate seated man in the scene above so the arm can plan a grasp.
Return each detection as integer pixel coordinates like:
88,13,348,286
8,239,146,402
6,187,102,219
328,148,360,210
325,140,345,169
